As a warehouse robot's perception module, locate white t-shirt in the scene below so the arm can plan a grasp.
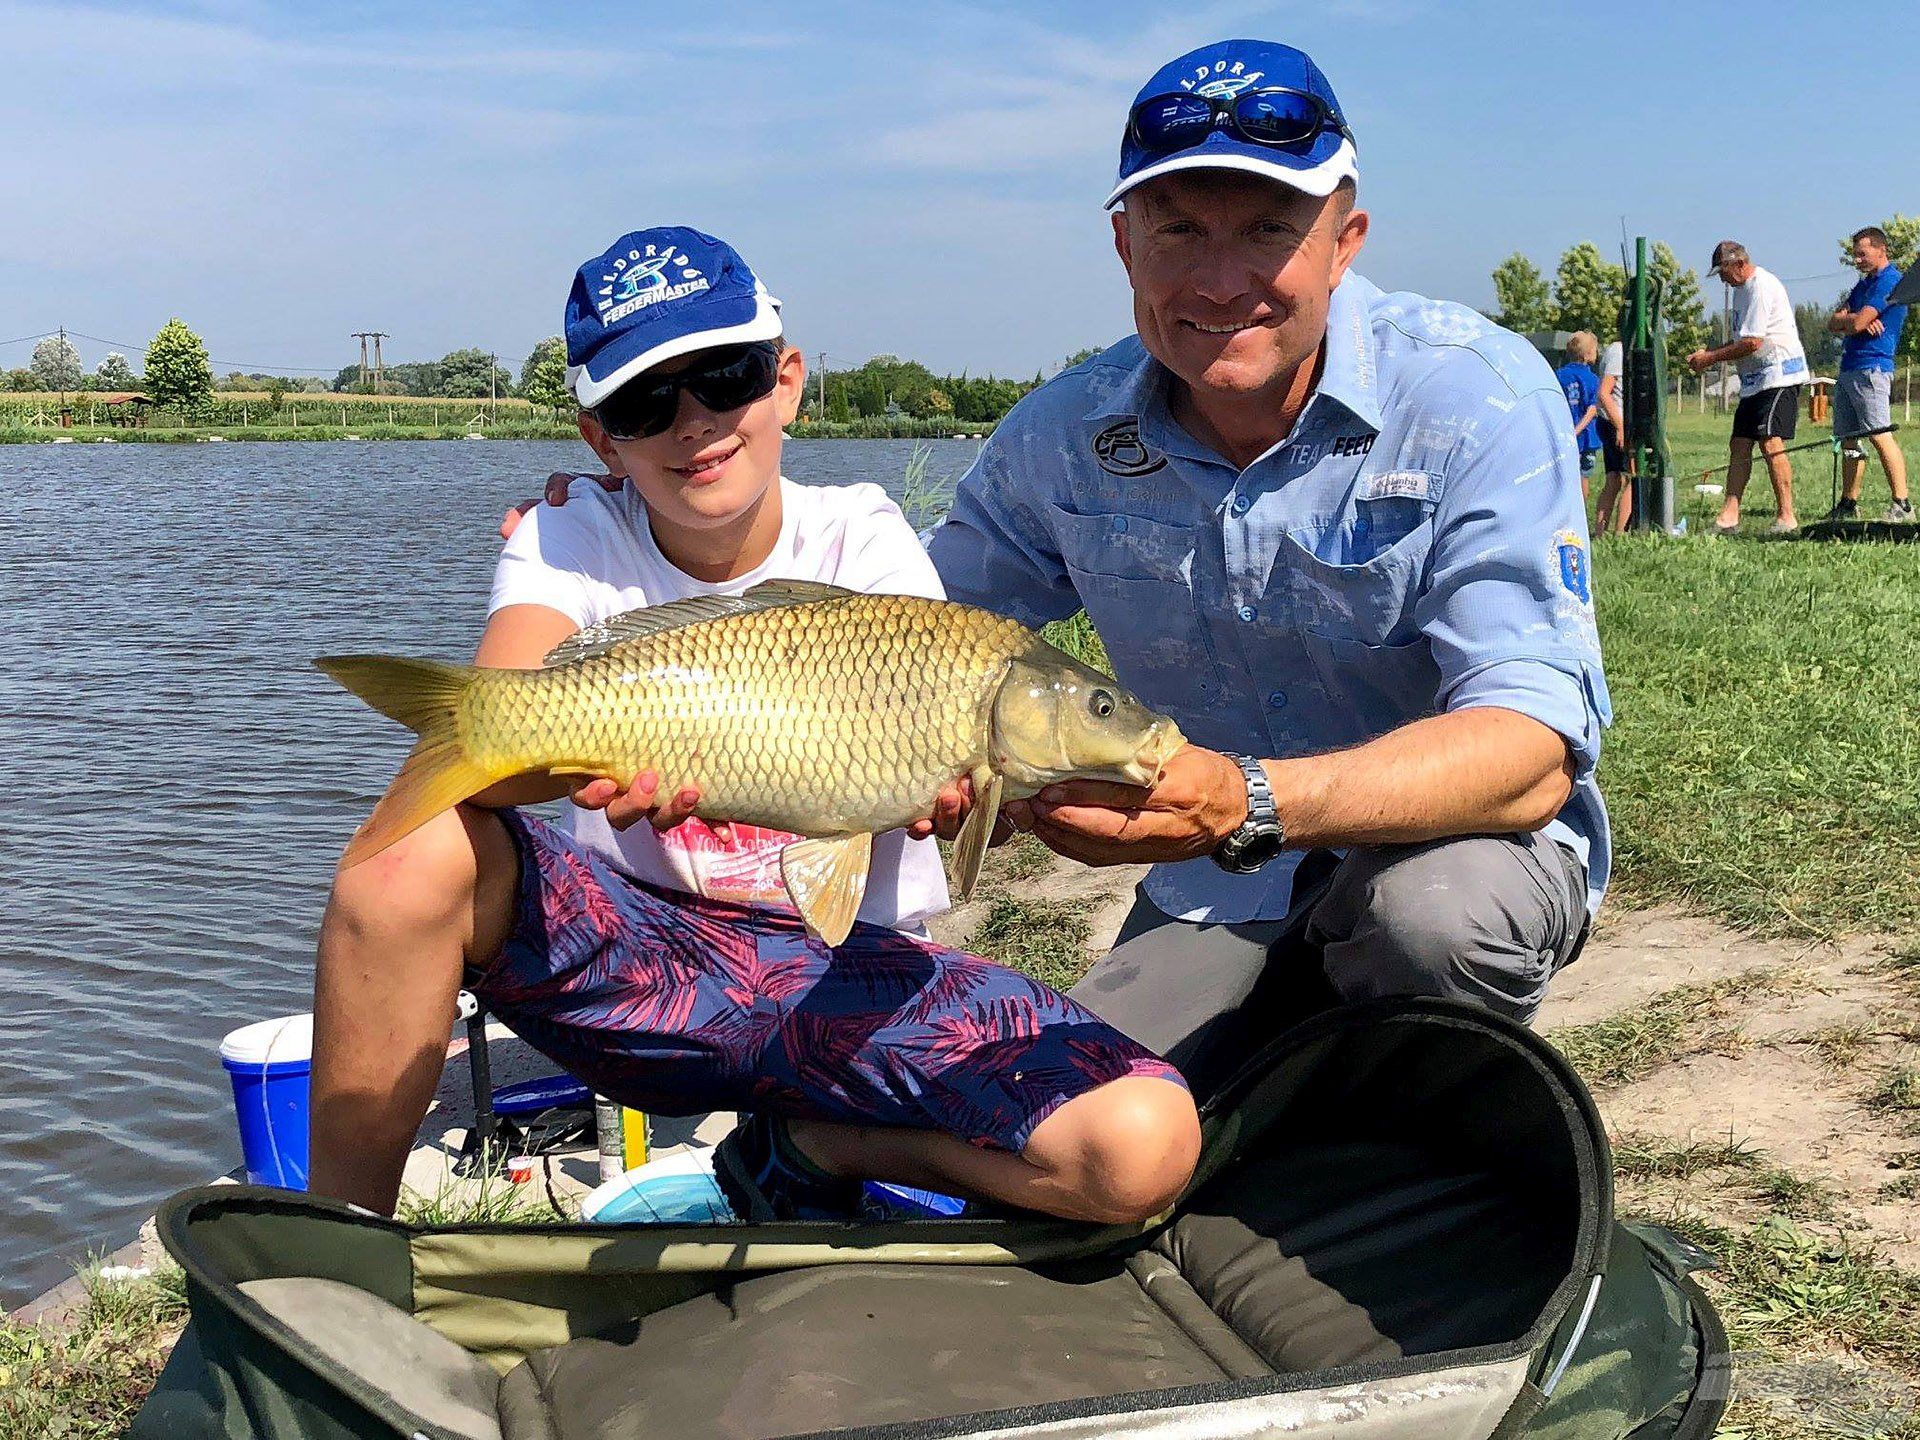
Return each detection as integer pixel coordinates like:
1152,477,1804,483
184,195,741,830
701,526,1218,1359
1600,341,1625,427
489,476,952,934
1729,266,1808,397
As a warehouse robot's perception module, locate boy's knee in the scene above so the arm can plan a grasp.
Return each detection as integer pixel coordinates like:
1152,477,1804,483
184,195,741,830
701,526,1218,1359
1065,1079,1200,1225
326,805,507,934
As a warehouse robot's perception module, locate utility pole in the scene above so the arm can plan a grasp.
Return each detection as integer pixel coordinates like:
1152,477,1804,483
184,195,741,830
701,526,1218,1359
489,352,498,420
351,332,374,391
816,352,829,421
369,332,388,394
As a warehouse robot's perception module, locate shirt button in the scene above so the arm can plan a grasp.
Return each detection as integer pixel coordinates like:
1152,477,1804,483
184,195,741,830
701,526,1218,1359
1238,605,1256,623
1268,690,1287,709
1230,495,1251,516
1354,516,1371,537
1111,516,1128,533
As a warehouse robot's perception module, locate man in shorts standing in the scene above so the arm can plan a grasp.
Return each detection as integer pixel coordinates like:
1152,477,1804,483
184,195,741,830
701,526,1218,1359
1824,225,1912,523
1688,241,1807,534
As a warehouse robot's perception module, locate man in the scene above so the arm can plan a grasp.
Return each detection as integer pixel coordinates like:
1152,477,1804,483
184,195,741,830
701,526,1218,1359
919,39,1610,1097
1686,242,1807,534
1595,337,1633,532
1824,226,1912,523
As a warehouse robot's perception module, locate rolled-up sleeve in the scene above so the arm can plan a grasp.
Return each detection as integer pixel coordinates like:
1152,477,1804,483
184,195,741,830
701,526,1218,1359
1417,384,1612,779
926,422,1083,627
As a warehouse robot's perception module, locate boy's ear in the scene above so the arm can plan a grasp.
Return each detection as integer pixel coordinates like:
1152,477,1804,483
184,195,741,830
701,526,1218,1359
577,410,628,474
772,344,807,428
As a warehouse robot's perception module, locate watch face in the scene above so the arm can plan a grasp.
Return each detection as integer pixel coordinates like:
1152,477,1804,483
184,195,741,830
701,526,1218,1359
1237,828,1286,869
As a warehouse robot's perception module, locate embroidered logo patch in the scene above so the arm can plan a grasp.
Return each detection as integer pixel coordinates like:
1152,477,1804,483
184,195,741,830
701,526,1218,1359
1092,420,1167,477
1555,530,1591,602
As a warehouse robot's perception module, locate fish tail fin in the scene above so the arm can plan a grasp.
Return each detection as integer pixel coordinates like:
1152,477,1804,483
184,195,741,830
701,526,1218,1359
314,655,502,868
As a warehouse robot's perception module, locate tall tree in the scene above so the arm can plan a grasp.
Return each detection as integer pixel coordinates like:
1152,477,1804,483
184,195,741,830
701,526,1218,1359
95,352,135,389
144,319,213,409
519,337,569,410
1489,253,1555,334
439,347,510,399
1795,301,1842,371
30,334,83,391
1553,243,1627,341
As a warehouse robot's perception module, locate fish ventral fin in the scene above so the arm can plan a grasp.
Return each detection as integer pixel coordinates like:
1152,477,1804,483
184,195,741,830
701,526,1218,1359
950,764,1003,902
313,655,501,869
541,580,861,667
780,832,874,947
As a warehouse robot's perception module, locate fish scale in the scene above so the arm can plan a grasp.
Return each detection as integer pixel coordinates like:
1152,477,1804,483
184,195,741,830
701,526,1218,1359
473,595,1034,837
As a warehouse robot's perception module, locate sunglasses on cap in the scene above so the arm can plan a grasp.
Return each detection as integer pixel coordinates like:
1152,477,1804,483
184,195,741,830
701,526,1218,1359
591,341,782,441
1129,86,1352,156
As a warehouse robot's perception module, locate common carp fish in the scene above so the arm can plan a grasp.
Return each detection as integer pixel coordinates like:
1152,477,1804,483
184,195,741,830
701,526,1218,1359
316,580,1185,945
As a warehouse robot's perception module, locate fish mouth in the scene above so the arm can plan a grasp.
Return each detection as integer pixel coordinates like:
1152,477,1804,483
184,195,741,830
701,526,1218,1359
1119,719,1188,787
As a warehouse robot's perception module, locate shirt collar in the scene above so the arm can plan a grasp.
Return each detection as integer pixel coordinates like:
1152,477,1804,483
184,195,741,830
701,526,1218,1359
1314,273,1384,434
1083,274,1386,440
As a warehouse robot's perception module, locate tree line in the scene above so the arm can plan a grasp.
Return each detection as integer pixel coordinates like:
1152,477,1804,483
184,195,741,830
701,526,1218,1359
1491,212,1920,376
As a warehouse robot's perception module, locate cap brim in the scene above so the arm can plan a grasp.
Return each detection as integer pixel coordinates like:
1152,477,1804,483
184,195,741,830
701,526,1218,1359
1105,137,1357,208
569,291,784,408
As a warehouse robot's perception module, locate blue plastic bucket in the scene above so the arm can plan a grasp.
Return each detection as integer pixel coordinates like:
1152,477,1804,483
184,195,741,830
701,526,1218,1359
219,1014,313,1189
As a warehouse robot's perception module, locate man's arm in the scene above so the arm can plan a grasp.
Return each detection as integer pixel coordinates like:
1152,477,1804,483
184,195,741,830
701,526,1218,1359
1830,305,1883,336
926,421,1083,624
1687,336,1761,372
1598,374,1623,432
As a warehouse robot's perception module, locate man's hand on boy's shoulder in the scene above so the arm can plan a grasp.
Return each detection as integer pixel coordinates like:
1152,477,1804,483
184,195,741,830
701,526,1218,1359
498,471,625,541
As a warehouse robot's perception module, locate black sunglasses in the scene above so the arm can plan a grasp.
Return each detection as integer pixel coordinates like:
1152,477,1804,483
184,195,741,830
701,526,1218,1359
1129,86,1352,156
592,341,782,441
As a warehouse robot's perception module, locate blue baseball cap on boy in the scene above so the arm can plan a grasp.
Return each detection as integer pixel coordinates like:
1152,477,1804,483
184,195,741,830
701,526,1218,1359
565,226,783,408
1105,39,1357,208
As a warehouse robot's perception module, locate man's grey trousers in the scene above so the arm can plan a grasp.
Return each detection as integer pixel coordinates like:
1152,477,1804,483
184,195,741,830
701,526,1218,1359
1067,832,1590,1102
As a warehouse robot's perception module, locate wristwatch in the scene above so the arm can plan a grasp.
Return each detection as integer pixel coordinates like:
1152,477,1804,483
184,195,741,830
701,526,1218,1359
1213,752,1286,874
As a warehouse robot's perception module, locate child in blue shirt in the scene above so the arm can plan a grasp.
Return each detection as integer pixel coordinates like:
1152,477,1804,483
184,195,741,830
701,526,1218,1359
1556,331,1604,486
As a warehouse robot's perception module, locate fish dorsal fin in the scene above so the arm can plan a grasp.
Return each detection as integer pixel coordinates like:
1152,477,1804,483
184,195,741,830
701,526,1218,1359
541,580,859,668
780,832,873,947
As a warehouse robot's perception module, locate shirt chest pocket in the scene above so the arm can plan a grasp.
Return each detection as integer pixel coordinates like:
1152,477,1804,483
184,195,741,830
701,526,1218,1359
1046,502,1196,587
1268,498,1436,648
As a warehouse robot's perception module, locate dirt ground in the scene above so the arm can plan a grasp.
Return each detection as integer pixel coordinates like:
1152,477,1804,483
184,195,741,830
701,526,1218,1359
936,847,1920,1437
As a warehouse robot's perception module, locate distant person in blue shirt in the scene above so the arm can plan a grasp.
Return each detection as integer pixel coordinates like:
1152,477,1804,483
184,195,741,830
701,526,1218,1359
1824,226,1912,522
915,38,1610,1089
1556,331,1604,486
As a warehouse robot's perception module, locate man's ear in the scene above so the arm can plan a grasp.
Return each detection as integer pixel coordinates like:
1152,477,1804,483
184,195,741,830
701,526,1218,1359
577,411,627,475
1329,205,1369,290
772,345,807,427
1111,209,1134,277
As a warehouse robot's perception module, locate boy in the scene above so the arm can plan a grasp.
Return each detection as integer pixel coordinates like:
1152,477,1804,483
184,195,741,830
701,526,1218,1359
1556,332,1603,497
308,227,1198,1225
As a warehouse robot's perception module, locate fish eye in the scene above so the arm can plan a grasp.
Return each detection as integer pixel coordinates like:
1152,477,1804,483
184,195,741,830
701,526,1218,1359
1090,689,1115,719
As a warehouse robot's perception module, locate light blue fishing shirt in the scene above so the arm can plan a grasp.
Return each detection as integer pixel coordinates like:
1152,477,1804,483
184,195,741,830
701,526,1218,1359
927,271,1612,925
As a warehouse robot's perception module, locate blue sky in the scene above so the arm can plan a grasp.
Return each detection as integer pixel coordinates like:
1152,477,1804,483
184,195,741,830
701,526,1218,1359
3,0,1915,380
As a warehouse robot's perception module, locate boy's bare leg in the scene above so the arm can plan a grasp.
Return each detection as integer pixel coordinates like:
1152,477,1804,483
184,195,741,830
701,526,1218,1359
308,806,520,1215
1717,438,1754,529
1870,430,1910,503
791,1075,1201,1225
1761,435,1796,527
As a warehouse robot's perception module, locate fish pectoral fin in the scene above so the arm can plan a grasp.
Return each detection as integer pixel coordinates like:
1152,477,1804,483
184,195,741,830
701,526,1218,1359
780,833,874,948
950,765,1003,902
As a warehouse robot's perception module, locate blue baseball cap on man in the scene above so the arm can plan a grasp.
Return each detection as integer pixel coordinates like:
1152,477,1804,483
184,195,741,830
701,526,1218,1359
564,226,783,408
1105,39,1357,208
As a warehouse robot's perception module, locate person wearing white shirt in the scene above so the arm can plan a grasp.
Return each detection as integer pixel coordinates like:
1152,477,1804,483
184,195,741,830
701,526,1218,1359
1687,241,1807,534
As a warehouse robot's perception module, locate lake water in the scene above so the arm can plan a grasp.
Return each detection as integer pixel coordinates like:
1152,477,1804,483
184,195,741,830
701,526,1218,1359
0,436,981,1307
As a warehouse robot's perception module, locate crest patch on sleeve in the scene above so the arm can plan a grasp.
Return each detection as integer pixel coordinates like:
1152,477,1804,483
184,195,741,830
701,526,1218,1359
1555,530,1591,602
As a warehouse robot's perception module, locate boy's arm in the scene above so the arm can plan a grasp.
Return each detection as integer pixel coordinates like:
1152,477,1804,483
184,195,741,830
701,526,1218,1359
1599,374,1623,430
